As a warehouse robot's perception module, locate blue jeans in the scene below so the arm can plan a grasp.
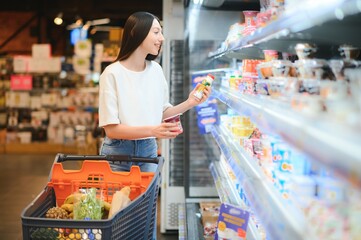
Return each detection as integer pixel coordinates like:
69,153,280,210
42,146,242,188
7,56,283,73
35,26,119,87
100,137,158,172
99,137,158,239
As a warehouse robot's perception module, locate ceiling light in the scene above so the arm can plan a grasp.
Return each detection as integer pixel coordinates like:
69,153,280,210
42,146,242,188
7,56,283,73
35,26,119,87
54,12,63,25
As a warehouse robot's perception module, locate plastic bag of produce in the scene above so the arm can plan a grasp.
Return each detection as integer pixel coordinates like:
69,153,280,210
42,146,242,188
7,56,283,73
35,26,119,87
73,188,103,220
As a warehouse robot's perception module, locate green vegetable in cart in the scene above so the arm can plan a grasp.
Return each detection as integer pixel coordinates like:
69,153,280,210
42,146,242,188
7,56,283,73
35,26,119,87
73,188,103,220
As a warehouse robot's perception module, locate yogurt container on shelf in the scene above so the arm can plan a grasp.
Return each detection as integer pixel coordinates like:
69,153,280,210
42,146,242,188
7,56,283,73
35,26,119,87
242,11,259,27
294,43,317,60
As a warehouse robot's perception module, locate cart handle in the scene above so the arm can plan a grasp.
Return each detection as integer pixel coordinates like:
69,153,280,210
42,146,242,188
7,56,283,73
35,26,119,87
55,153,159,164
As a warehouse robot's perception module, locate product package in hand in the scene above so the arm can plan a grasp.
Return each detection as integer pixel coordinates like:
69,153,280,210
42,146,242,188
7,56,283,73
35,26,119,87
163,114,183,133
194,74,215,100
108,186,131,218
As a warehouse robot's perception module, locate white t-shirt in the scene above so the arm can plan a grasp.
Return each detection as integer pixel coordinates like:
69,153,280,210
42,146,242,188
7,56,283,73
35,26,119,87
98,60,172,129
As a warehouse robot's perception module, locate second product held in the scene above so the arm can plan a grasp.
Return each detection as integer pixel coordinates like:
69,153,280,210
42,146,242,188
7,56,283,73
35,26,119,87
163,114,183,133
194,74,215,100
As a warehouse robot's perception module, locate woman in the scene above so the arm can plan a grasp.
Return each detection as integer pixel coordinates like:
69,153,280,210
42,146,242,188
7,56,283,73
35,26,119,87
98,12,211,172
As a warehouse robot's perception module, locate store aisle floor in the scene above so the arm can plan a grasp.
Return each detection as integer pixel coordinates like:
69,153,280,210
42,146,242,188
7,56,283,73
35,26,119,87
0,153,178,240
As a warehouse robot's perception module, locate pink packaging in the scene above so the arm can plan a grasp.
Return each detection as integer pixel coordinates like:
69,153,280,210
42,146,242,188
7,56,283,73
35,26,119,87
10,74,33,90
263,50,279,61
163,114,183,133
243,11,259,27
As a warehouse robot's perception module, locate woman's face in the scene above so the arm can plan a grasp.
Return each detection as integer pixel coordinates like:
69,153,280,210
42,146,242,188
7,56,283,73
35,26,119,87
140,19,164,55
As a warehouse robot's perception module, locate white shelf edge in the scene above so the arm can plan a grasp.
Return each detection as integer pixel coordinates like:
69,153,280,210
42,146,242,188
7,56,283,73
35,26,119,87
211,125,316,240
209,160,263,240
211,0,361,57
213,88,361,185
191,68,233,75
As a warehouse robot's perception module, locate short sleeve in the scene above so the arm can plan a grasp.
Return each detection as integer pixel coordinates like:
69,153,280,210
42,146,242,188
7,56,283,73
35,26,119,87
162,75,173,111
98,70,120,127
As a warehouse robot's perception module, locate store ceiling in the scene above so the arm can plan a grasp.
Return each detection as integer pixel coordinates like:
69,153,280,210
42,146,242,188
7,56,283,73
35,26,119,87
0,0,163,26
0,0,262,27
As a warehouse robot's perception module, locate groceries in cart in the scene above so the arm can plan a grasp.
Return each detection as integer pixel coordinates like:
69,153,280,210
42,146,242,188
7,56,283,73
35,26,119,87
22,154,164,240
108,186,131,218
73,188,106,220
44,187,132,220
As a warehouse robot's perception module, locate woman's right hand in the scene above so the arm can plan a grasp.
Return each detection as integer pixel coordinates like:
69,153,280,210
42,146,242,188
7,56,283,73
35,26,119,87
152,122,181,139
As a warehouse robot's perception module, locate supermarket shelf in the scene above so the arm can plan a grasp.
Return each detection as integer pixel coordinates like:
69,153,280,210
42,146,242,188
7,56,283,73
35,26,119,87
211,125,315,240
213,88,361,186
243,0,361,48
210,46,264,60
209,161,235,204
211,125,263,183
211,0,361,59
210,160,262,240
191,68,233,75
224,46,264,60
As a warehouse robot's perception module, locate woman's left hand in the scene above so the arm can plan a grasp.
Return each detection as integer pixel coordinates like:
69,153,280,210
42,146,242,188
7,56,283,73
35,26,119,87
188,84,212,107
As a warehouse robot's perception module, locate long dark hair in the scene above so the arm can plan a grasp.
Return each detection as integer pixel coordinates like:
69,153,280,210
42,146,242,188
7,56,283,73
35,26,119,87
115,12,161,62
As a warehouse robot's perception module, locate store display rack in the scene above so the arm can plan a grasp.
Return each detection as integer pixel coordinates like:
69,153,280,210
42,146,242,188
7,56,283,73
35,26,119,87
0,75,100,154
209,159,261,240
213,88,361,187
210,125,314,240
210,0,361,59
204,0,361,187
189,0,361,239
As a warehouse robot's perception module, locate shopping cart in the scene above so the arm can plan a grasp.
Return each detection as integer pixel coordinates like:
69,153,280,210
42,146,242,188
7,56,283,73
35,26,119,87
21,153,164,240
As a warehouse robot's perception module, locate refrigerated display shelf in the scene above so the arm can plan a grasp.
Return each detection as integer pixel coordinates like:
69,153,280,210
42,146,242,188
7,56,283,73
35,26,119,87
190,68,233,75
211,0,361,59
217,156,246,208
189,0,361,239
209,159,262,240
210,125,315,240
213,87,361,187
209,161,234,204
204,133,221,167
243,0,361,48
211,125,263,183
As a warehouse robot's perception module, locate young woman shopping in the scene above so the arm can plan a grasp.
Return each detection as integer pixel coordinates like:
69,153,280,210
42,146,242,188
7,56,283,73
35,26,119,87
98,11,211,172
